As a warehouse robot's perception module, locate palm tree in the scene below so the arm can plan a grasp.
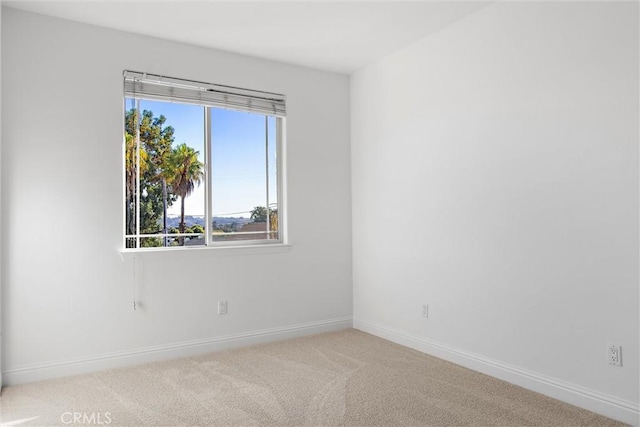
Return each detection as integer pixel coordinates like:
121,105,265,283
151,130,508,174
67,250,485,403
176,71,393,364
155,147,173,246
125,132,148,246
125,108,174,247
168,143,204,245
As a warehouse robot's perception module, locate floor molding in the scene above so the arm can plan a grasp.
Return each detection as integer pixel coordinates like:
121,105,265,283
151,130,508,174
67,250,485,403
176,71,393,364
354,318,639,426
3,317,353,386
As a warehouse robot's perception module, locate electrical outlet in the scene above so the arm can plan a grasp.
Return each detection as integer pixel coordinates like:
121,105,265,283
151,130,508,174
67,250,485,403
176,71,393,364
218,300,228,315
608,344,622,366
422,304,429,318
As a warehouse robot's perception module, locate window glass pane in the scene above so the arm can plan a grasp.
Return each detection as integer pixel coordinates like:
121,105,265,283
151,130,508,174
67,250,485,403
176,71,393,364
124,98,139,249
267,116,279,240
124,98,205,248
210,108,270,242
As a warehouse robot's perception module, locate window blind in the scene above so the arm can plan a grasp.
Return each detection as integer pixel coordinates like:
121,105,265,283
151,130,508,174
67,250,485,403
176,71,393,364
123,71,286,116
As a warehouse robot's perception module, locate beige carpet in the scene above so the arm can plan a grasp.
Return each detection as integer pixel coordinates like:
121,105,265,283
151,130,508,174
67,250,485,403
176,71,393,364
0,329,627,426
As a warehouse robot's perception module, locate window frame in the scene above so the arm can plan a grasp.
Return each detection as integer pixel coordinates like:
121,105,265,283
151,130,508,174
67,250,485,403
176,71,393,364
122,72,287,251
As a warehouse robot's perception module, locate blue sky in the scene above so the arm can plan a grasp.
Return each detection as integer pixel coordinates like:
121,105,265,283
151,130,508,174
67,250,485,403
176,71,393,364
129,98,277,218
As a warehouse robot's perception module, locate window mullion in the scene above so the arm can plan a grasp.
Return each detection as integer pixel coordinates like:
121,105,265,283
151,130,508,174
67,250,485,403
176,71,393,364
276,117,284,243
135,98,141,249
204,106,213,246
265,116,270,240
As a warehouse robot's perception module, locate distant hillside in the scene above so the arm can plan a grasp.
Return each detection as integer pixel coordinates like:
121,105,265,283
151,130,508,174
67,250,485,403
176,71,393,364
165,215,252,228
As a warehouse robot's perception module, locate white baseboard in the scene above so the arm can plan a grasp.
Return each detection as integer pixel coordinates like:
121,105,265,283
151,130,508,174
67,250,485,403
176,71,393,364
354,319,639,427
3,317,353,386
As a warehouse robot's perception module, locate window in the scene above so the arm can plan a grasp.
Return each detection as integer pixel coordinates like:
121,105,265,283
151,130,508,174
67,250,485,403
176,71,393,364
123,71,285,249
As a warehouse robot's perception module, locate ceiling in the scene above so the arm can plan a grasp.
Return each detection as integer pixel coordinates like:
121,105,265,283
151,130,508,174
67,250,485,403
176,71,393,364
4,1,491,74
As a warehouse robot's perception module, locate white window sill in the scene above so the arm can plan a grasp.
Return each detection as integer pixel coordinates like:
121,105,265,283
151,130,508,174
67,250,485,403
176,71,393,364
120,243,291,260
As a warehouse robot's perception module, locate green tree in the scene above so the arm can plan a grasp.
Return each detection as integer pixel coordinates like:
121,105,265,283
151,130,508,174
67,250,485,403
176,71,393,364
250,206,268,223
124,132,148,246
250,206,278,238
125,108,176,247
168,143,204,245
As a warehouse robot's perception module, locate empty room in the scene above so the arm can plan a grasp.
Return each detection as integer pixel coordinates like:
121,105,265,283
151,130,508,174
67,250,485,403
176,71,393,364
1,1,638,426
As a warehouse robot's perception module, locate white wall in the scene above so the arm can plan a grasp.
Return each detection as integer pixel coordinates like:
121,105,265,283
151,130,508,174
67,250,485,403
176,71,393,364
0,3,3,388
351,1,639,424
1,8,352,383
